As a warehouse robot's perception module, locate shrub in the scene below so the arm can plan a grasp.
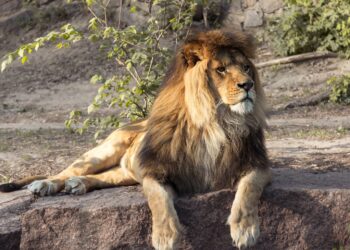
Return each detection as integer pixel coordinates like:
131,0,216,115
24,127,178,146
1,0,196,139
328,74,350,104
267,0,350,58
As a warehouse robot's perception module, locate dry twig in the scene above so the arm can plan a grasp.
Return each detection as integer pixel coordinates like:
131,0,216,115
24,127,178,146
256,51,338,69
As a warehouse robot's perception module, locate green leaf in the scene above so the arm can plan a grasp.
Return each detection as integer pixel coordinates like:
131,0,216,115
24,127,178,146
87,104,95,114
86,0,94,7
34,43,40,51
18,48,25,57
130,6,137,13
126,62,132,71
1,60,7,72
21,56,28,64
90,74,102,84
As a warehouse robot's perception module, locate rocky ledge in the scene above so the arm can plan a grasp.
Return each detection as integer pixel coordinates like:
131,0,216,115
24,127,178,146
1,168,350,250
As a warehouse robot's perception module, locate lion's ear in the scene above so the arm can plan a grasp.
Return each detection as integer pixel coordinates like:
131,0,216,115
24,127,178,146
182,43,206,67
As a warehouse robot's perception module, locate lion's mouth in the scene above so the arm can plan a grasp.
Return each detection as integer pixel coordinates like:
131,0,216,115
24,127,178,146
239,91,255,104
241,96,253,103
229,93,255,115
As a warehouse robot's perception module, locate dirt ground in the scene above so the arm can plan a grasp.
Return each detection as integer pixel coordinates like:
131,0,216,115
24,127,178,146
0,1,349,184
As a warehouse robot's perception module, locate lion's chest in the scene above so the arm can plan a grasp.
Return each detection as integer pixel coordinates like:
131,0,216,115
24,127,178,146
169,148,239,194
169,125,240,193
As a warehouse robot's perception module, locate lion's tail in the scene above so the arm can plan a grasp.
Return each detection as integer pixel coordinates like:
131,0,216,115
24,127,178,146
0,175,47,192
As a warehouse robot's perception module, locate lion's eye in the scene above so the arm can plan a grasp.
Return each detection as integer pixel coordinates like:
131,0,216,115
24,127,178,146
243,64,250,73
216,66,226,74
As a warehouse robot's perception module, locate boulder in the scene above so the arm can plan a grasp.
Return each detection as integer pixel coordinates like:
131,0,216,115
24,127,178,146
222,0,245,30
243,3,264,28
1,168,350,249
259,0,284,14
242,0,257,9
0,190,33,250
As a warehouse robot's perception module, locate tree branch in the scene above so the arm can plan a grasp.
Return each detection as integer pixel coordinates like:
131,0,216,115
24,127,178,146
255,51,338,69
275,90,331,111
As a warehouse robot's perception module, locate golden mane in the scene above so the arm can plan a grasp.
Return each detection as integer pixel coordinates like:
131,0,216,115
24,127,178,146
138,29,269,193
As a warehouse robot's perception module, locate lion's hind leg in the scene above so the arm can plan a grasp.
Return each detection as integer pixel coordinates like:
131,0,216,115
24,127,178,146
27,128,139,196
0,175,47,192
1,123,144,196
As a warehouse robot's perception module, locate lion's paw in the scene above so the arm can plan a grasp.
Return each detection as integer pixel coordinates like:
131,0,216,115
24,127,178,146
152,218,181,250
228,207,260,249
64,177,87,195
27,180,59,196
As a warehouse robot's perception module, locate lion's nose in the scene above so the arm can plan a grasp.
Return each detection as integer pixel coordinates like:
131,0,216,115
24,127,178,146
237,80,254,91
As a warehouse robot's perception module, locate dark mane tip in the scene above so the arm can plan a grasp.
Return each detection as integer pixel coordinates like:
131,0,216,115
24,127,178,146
183,29,256,59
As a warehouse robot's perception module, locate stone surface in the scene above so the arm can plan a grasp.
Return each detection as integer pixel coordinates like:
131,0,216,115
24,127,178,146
222,0,245,30
0,190,33,250
1,168,350,249
260,0,284,14
242,0,257,9
244,3,264,28
223,0,285,29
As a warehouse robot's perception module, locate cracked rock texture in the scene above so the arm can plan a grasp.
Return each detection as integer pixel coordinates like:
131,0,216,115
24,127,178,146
1,168,350,250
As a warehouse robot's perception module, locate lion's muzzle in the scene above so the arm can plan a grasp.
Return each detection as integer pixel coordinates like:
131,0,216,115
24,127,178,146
237,80,254,92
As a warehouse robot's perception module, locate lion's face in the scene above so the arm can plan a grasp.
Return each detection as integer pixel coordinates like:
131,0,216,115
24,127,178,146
181,30,261,117
208,49,256,115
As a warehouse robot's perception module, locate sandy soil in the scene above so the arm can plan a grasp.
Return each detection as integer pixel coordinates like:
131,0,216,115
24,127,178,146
0,1,349,184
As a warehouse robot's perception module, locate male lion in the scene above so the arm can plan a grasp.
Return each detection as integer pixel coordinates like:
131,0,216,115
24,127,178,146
0,30,271,249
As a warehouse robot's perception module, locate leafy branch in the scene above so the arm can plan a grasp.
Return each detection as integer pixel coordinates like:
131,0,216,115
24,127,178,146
1,0,197,139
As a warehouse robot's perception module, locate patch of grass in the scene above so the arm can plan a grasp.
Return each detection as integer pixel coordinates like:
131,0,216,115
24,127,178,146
0,142,10,152
15,130,34,137
270,64,283,72
328,74,350,104
301,87,312,96
21,154,34,162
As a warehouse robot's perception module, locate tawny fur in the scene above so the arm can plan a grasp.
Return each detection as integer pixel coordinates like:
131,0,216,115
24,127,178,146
0,30,271,250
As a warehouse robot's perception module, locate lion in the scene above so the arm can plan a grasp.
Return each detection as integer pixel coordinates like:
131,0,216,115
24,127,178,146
0,29,271,249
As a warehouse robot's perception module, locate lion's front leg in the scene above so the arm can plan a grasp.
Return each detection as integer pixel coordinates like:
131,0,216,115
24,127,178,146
227,168,271,249
143,176,182,250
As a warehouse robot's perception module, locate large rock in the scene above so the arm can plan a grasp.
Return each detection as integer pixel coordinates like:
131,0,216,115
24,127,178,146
222,0,245,30
242,0,257,9
243,3,264,28
259,0,284,14
0,190,33,250
1,168,350,249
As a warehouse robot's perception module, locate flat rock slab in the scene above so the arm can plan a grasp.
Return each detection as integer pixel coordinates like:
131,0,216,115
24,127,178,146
0,190,33,250
1,168,350,250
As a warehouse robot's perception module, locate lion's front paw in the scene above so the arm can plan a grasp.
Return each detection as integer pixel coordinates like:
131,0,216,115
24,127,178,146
228,206,260,249
27,180,60,196
64,177,88,195
152,218,181,250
